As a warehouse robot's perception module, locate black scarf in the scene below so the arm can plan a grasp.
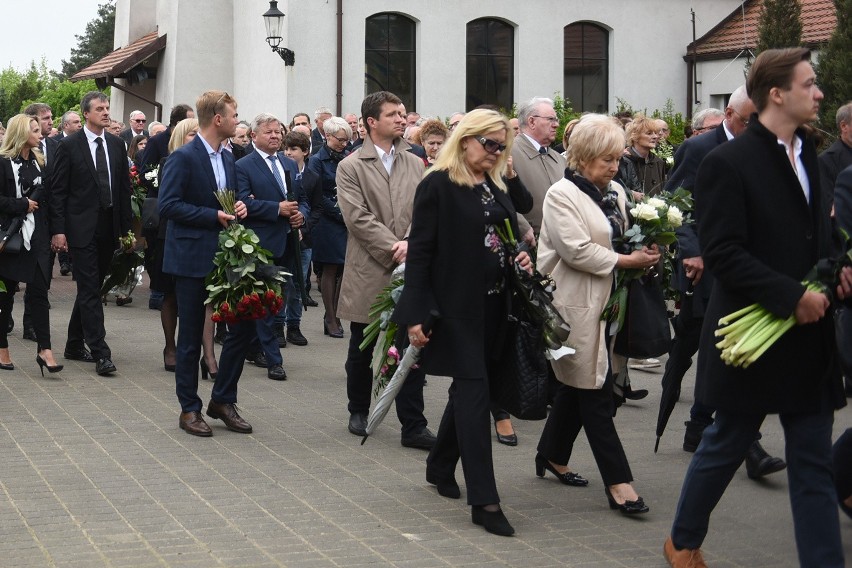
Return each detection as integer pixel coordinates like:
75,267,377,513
567,169,628,253
324,143,348,163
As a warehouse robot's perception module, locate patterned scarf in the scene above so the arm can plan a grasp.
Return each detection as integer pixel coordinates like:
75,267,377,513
567,169,628,253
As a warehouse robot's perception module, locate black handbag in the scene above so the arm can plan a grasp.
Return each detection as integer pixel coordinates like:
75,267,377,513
492,317,549,421
141,197,159,231
0,223,24,254
613,274,672,358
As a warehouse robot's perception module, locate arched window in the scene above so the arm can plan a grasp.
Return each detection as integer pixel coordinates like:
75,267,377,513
365,13,416,110
564,23,608,113
466,18,514,112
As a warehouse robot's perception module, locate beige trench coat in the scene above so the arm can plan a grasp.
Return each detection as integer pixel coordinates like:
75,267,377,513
536,178,627,390
336,135,425,323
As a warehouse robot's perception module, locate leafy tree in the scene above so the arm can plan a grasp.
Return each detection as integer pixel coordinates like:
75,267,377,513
816,0,852,138
756,0,803,55
21,79,103,122
59,1,116,80
0,62,51,124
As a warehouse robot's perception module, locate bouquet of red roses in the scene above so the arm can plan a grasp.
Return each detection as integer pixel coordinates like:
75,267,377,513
205,189,288,324
128,164,147,219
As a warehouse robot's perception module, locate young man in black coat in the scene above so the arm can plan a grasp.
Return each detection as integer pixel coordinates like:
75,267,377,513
664,48,852,568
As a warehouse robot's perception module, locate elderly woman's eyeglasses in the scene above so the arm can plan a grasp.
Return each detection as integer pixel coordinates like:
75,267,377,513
477,137,506,154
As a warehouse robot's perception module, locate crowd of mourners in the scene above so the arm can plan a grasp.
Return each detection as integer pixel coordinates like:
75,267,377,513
0,46,851,567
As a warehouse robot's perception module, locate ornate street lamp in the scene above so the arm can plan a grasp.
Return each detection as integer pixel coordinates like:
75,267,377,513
263,1,295,66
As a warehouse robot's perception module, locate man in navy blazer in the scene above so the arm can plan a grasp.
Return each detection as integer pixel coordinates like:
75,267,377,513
50,92,133,376
236,113,303,381
159,91,251,437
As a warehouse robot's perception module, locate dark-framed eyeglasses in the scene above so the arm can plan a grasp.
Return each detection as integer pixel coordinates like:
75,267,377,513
732,109,750,126
329,133,349,144
477,137,506,154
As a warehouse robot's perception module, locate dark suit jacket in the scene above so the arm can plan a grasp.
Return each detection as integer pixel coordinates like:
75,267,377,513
236,150,298,259
695,119,844,415
138,127,171,171
310,128,324,155
49,129,132,247
835,164,852,235
159,134,237,278
392,170,532,378
120,128,148,145
818,138,852,200
0,157,51,284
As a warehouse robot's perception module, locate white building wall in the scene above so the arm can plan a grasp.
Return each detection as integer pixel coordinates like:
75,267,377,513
114,0,745,125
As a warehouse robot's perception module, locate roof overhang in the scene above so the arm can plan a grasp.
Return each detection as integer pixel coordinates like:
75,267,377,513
71,31,166,82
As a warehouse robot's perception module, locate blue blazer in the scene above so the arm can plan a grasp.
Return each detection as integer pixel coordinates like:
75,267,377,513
235,150,298,259
159,134,237,278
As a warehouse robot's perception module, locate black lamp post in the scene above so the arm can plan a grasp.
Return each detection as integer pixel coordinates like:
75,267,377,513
263,1,295,66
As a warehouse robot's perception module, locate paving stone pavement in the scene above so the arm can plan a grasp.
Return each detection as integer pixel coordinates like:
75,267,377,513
0,271,849,568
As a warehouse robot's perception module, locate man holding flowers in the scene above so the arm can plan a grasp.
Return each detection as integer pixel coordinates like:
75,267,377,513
159,90,251,437
664,49,852,568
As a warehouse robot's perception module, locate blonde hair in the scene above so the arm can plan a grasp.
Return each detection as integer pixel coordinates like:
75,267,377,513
566,114,625,172
168,118,199,153
427,109,512,192
195,90,236,128
625,114,656,146
0,114,45,167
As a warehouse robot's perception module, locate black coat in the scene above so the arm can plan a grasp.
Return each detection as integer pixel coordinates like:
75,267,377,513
818,138,852,200
0,157,52,284
695,118,845,415
392,170,532,378
303,145,347,264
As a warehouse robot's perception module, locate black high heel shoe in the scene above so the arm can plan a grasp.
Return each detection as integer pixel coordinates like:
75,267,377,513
471,505,514,536
200,359,218,381
534,453,589,486
324,320,344,338
0,360,15,371
605,486,649,515
163,349,176,372
495,421,518,446
36,355,63,376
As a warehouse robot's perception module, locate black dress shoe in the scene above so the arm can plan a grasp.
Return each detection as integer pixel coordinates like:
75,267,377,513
401,428,437,450
534,453,589,486
622,385,649,400
267,364,287,381
745,440,787,479
206,401,252,433
495,422,518,446
274,325,287,348
605,486,649,515
95,358,117,376
245,351,268,368
22,326,37,341
64,347,94,362
471,505,514,536
286,326,308,346
304,294,319,307
348,412,367,436
426,471,461,499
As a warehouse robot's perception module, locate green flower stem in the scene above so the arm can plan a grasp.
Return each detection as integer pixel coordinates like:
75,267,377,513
718,303,759,326
742,318,797,368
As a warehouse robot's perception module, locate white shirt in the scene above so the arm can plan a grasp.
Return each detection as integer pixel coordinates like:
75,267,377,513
255,148,288,196
523,133,545,153
375,144,395,175
722,120,735,141
198,133,228,190
83,125,112,190
777,134,810,204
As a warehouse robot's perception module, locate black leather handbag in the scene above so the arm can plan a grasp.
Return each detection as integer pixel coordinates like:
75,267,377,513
492,317,549,421
613,274,672,358
0,222,24,254
141,197,159,232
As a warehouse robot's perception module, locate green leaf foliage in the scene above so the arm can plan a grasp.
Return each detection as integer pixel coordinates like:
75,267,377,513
816,0,852,140
59,1,116,80
756,0,803,55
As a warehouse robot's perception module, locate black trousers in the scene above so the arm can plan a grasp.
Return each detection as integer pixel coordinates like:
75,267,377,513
537,378,633,486
67,209,116,359
345,321,426,438
0,268,52,351
428,376,499,505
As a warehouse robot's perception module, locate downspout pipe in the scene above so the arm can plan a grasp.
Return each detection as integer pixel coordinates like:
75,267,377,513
336,0,343,115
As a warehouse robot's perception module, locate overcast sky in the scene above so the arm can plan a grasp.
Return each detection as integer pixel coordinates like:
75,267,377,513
0,0,103,72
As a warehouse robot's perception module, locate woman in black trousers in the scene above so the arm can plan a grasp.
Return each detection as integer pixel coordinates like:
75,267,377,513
393,109,532,536
0,114,62,374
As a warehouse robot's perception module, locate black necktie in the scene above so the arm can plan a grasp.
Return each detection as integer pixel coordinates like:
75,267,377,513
95,137,111,208
539,146,547,155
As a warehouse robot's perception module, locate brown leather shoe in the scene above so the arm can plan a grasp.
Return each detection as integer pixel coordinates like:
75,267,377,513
179,411,212,437
664,536,706,568
206,401,252,433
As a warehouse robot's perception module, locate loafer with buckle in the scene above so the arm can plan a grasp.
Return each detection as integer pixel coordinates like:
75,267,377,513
179,411,212,437
401,428,437,450
64,347,94,362
267,364,287,381
206,401,252,433
286,326,308,346
95,357,117,376
348,412,367,436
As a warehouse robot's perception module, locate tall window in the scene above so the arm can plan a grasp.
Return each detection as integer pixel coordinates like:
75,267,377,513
564,23,608,113
365,13,416,110
466,18,514,112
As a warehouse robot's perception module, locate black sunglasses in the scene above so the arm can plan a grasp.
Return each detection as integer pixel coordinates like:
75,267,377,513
477,137,506,154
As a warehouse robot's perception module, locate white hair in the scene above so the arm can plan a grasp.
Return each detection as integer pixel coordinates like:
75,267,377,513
322,116,352,138
692,108,724,130
250,113,281,133
314,107,332,119
129,109,145,120
517,97,554,129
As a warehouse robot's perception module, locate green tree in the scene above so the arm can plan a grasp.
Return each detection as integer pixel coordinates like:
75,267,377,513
756,0,803,55
59,1,116,80
0,61,51,124
816,0,852,138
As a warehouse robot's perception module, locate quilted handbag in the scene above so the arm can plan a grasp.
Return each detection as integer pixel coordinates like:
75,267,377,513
492,317,549,421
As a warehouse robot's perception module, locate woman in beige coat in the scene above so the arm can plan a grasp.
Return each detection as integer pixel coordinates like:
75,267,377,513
534,114,659,515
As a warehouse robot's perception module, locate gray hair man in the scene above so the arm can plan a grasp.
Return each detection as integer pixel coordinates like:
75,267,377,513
60,111,83,138
690,108,725,135
511,96,566,245
818,101,852,196
310,106,333,155
120,109,148,144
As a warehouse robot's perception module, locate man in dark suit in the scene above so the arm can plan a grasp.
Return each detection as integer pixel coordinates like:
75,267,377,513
56,111,83,139
310,107,332,155
236,113,303,381
159,90,251,437
50,91,133,376
664,48,852,568
119,110,148,145
834,165,852,384
818,101,852,198
138,104,194,173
